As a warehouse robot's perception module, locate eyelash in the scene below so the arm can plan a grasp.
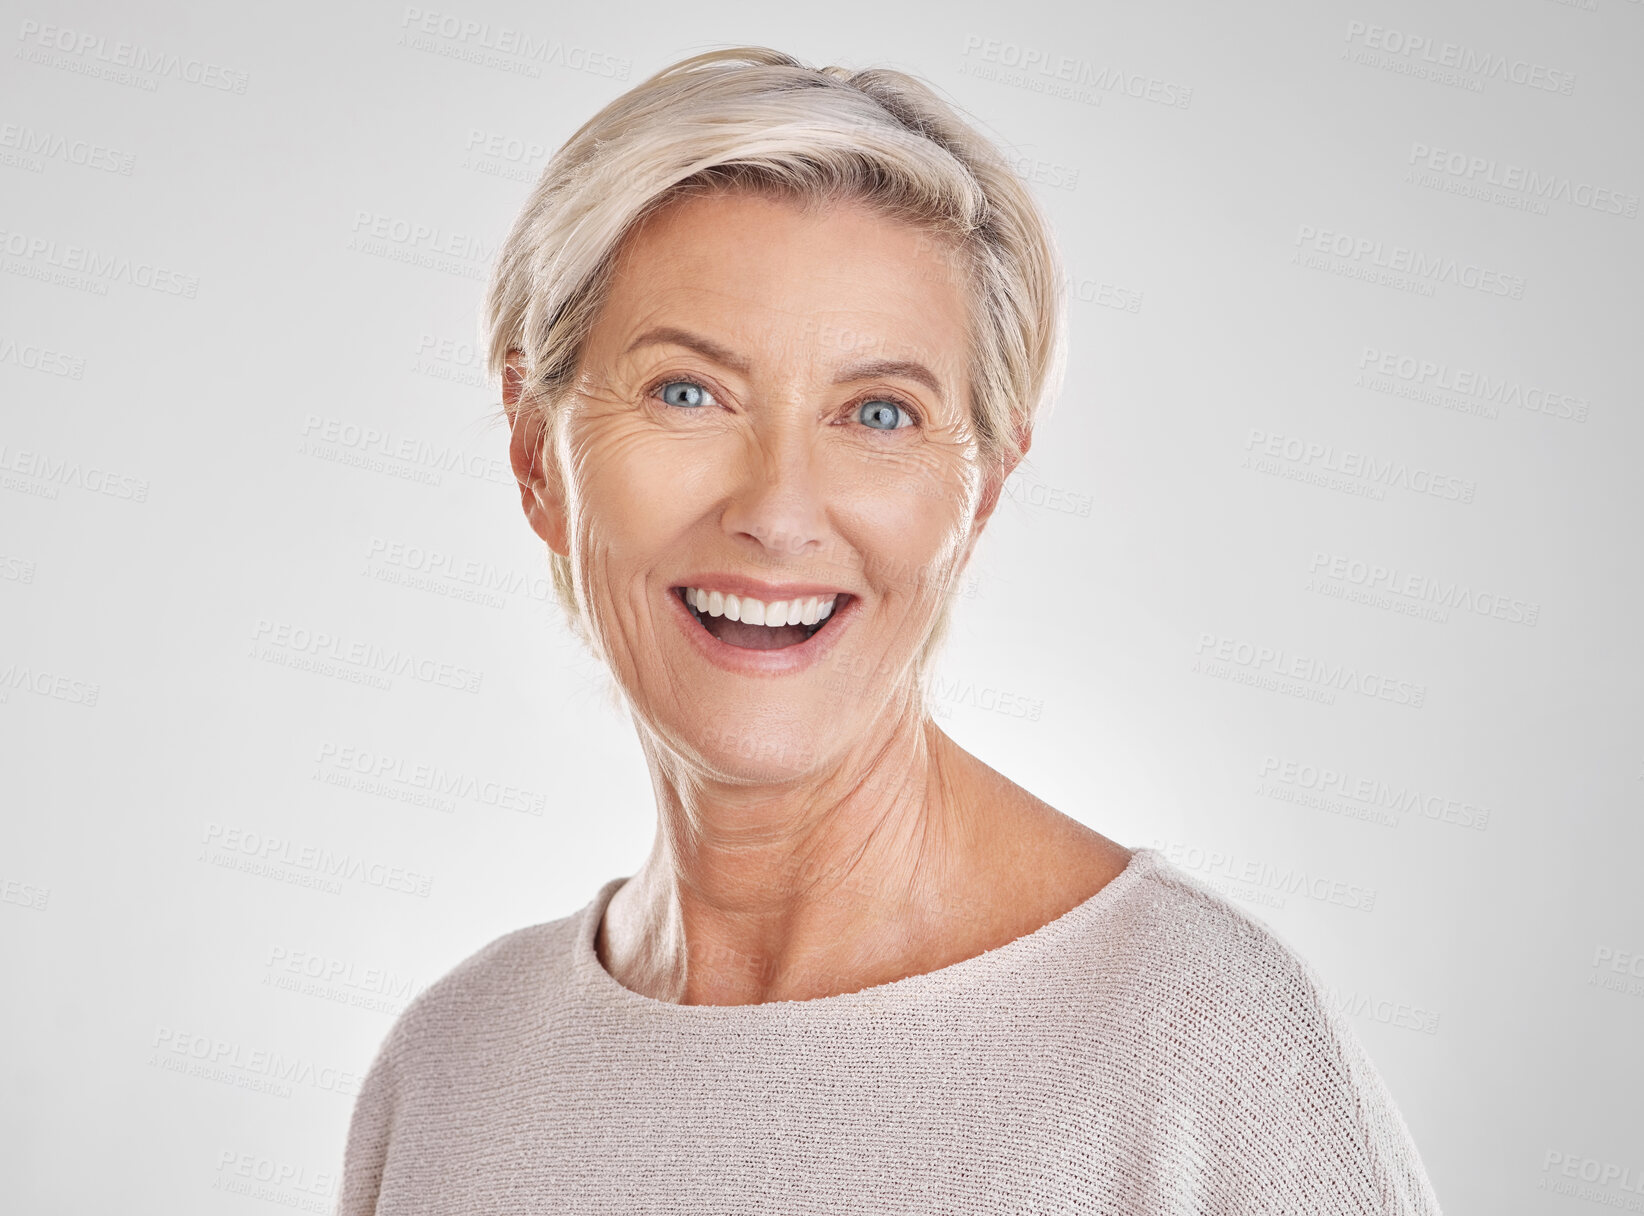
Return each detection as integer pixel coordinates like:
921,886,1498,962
644,375,923,431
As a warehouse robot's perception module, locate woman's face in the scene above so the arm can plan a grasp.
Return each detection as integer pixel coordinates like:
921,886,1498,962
525,189,1008,781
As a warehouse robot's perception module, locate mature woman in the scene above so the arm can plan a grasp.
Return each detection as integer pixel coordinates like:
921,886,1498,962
337,47,1443,1214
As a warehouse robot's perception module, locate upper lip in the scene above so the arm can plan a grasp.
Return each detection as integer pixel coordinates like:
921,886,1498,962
672,574,855,602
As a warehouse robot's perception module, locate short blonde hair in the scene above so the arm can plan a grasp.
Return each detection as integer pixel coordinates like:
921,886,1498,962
484,45,1066,701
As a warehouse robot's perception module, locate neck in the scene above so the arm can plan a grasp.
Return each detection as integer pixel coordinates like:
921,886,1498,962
605,701,1001,1005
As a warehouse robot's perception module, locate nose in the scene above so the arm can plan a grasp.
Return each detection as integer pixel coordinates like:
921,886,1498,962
718,405,830,561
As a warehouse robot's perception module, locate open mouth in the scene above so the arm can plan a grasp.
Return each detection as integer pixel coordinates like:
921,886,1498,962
673,587,853,651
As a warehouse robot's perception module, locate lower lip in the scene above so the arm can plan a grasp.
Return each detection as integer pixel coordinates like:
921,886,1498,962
667,587,859,675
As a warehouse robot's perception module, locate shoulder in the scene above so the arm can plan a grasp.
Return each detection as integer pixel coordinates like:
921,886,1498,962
1094,848,1444,1213
1107,847,1359,1061
1117,846,1326,991
334,902,593,1216
364,896,591,1083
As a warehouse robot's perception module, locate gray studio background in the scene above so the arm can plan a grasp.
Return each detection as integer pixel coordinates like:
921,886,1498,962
3,1,1641,1212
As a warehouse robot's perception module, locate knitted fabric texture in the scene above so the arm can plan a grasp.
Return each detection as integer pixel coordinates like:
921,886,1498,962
335,846,1444,1214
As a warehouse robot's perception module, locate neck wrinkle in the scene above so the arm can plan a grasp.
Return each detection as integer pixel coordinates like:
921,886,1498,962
614,696,980,1005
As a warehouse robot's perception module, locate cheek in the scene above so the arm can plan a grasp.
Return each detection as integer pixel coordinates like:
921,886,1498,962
826,454,974,596
570,412,976,597
574,425,709,565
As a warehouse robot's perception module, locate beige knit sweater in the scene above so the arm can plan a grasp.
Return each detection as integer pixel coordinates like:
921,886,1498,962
335,846,1444,1214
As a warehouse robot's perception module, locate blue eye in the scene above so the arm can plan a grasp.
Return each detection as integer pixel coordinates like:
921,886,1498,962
858,398,914,430
654,378,918,431
659,380,711,408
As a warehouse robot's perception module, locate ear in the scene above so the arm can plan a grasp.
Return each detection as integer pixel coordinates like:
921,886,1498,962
973,424,1030,532
503,350,570,557
956,423,1030,574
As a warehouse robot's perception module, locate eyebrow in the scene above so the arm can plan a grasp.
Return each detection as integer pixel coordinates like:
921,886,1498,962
623,325,947,402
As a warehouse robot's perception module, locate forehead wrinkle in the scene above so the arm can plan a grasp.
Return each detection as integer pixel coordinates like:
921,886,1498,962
617,316,961,413
611,233,960,341
604,243,966,388
622,324,752,375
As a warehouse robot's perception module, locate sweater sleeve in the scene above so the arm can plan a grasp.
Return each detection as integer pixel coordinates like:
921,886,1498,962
1314,993,1446,1216
333,1023,401,1216
1136,881,1448,1215
1249,954,1447,1216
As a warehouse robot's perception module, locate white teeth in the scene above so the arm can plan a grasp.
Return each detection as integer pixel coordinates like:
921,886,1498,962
683,587,841,628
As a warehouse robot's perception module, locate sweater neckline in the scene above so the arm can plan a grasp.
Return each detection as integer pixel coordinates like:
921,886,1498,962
569,846,1160,1016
